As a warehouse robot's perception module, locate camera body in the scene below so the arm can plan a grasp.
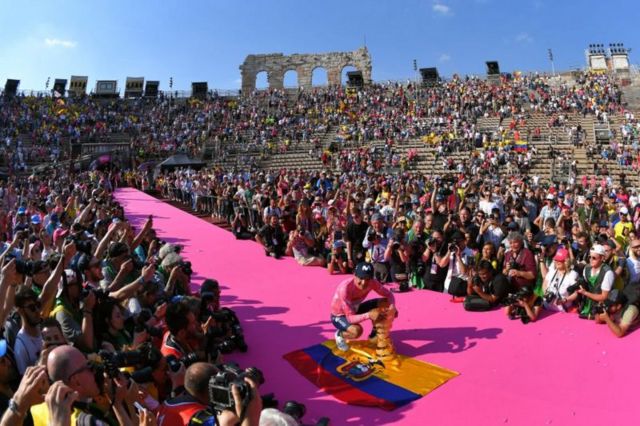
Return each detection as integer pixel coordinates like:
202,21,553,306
166,353,200,373
508,260,522,271
208,363,264,414
367,229,381,243
502,287,532,306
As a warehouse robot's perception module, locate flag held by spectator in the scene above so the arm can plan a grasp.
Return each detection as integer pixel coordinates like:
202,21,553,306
283,340,458,411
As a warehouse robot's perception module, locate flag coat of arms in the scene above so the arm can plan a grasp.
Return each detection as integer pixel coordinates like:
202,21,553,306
284,340,459,411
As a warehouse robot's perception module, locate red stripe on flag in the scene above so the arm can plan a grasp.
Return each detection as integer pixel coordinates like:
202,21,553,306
284,350,397,411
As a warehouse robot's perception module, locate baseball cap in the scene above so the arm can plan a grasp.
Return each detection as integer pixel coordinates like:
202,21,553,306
31,214,41,225
590,244,606,257
620,207,629,215
53,228,69,245
545,194,555,200
553,248,569,262
540,235,558,247
17,207,27,215
355,262,374,279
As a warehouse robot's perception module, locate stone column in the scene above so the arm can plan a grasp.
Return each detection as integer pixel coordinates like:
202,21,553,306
240,70,256,95
268,69,284,90
328,67,341,86
298,65,312,90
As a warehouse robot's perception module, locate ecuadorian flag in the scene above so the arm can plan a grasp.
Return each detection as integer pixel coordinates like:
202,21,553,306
514,140,529,152
284,340,458,411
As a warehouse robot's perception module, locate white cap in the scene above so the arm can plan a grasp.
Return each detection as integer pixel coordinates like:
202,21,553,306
620,207,629,215
546,194,555,200
590,244,606,257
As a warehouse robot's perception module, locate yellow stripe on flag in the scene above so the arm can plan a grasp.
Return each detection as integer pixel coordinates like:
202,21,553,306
321,340,458,396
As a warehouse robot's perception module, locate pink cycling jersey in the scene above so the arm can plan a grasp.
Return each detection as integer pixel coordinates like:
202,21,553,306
330,277,395,324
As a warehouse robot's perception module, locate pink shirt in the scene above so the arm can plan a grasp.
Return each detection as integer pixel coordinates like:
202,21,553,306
330,277,394,324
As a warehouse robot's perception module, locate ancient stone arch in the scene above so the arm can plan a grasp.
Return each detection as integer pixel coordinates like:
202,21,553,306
239,47,372,93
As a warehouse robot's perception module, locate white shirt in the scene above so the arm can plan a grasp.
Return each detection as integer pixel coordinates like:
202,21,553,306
585,266,614,292
544,265,578,301
444,247,474,292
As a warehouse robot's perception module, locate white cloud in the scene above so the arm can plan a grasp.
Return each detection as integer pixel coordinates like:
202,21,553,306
439,53,451,62
432,3,452,15
44,38,77,48
515,32,534,44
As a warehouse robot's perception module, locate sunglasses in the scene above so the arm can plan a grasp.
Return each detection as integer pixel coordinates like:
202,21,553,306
22,301,42,312
68,363,91,380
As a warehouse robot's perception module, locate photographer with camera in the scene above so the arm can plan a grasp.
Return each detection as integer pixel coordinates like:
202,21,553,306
541,248,580,312
158,362,217,426
362,213,393,283
345,207,369,270
161,300,208,361
29,345,135,426
256,215,286,259
286,225,325,267
502,233,536,289
595,288,640,337
442,232,474,296
576,244,614,319
384,223,409,291
504,285,542,323
51,269,96,353
421,230,449,292
465,260,511,310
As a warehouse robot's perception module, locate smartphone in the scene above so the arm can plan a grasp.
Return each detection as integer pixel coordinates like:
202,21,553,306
133,401,145,413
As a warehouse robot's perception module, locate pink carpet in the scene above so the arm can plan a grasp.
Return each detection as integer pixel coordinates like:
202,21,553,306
116,188,640,425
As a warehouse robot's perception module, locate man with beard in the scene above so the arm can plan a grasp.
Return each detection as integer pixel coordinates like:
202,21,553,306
13,289,44,374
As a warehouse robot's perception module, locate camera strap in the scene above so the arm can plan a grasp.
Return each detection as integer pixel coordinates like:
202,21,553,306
549,270,567,298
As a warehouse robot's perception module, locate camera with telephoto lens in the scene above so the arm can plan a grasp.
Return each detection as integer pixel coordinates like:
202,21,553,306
207,308,248,354
283,400,331,426
166,353,200,373
502,287,533,307
592,303,606,315
134,309,164,338
448,242,458,252
208,363,265,414
14,259,35,277
97,343,157,378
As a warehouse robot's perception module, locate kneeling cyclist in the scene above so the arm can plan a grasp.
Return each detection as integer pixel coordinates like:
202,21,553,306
330,262,396,352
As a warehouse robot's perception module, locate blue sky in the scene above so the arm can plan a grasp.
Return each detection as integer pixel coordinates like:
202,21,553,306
1,0,638,92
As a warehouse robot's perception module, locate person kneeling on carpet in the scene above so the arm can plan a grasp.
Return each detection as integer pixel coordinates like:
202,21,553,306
330,262,396,352
464,260,511,311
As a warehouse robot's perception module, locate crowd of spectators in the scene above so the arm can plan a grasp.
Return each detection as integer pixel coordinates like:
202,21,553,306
0,166,316,426
0,68,639,426
150,162,640,332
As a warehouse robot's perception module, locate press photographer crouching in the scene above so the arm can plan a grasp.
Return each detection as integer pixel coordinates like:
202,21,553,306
503,285,542,324
594,286,640,337
464,260,511,311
